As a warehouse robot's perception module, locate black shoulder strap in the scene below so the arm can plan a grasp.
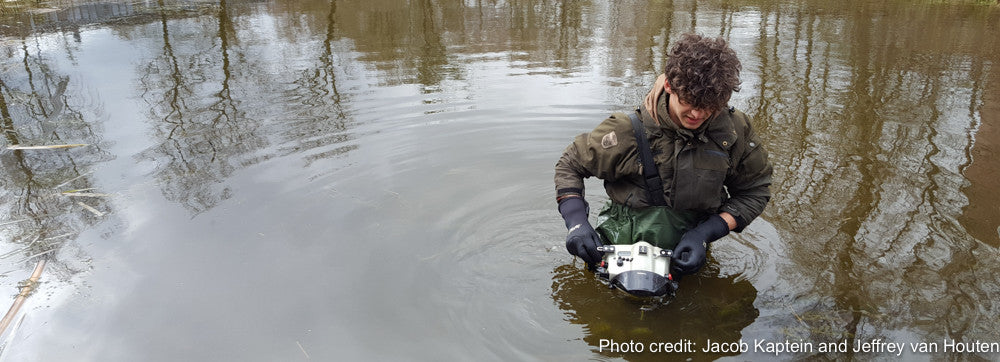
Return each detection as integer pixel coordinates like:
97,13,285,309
628,110,667,206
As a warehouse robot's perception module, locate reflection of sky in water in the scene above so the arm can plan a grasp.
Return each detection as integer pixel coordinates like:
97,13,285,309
0,0,998,360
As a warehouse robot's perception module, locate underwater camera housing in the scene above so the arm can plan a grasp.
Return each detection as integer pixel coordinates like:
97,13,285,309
595,241,678,297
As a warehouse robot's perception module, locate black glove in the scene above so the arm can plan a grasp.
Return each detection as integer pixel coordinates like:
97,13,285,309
558,197,603,265
671,214,730,275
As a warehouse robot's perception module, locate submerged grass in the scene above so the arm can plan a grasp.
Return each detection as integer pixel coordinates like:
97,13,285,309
75,201,104,217
60,192,110,197
0,220,28,228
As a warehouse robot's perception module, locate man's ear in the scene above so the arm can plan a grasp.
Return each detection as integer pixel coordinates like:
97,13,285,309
663,80,673,95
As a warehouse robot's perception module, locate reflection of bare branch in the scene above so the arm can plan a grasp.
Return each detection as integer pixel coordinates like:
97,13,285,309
134,0,265,215
137,0,190,130
278,0,357,169
416,0,446,88
320,0,344,117
0,80,20,147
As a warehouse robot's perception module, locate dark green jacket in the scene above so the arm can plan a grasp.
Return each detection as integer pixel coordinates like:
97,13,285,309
554,93,772,231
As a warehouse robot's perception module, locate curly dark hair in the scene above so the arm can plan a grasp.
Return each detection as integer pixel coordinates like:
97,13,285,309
663,33,742,111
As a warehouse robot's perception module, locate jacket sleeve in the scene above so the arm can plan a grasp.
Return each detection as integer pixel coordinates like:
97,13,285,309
720,112,773,232
554,114,640,201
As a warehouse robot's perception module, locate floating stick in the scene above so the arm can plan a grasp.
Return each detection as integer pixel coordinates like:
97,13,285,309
0,259,46,336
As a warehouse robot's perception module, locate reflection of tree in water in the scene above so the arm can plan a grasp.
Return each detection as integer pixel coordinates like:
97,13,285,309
415,0,446,88
958,47,1000,248
551,264,758,362
276,0,358,169
136,0,265,214
333,0,462,86
0,38,113,281
740,0,1000,350
605,0,673,81
477,0,589,75
260,0,594,171
320,0,592,83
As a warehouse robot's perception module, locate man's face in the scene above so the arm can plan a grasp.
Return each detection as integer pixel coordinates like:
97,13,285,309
665,83,713,130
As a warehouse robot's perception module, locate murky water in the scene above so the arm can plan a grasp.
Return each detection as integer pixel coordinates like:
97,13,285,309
1,0,998,360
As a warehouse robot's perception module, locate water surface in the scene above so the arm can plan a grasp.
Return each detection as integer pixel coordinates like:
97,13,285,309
0,0,998,360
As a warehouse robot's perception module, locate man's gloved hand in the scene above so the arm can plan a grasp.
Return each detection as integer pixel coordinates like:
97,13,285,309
558,197,603,265
672,214,730,275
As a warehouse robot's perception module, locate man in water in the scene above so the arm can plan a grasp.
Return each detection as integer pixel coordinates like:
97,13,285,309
554,33,772,276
